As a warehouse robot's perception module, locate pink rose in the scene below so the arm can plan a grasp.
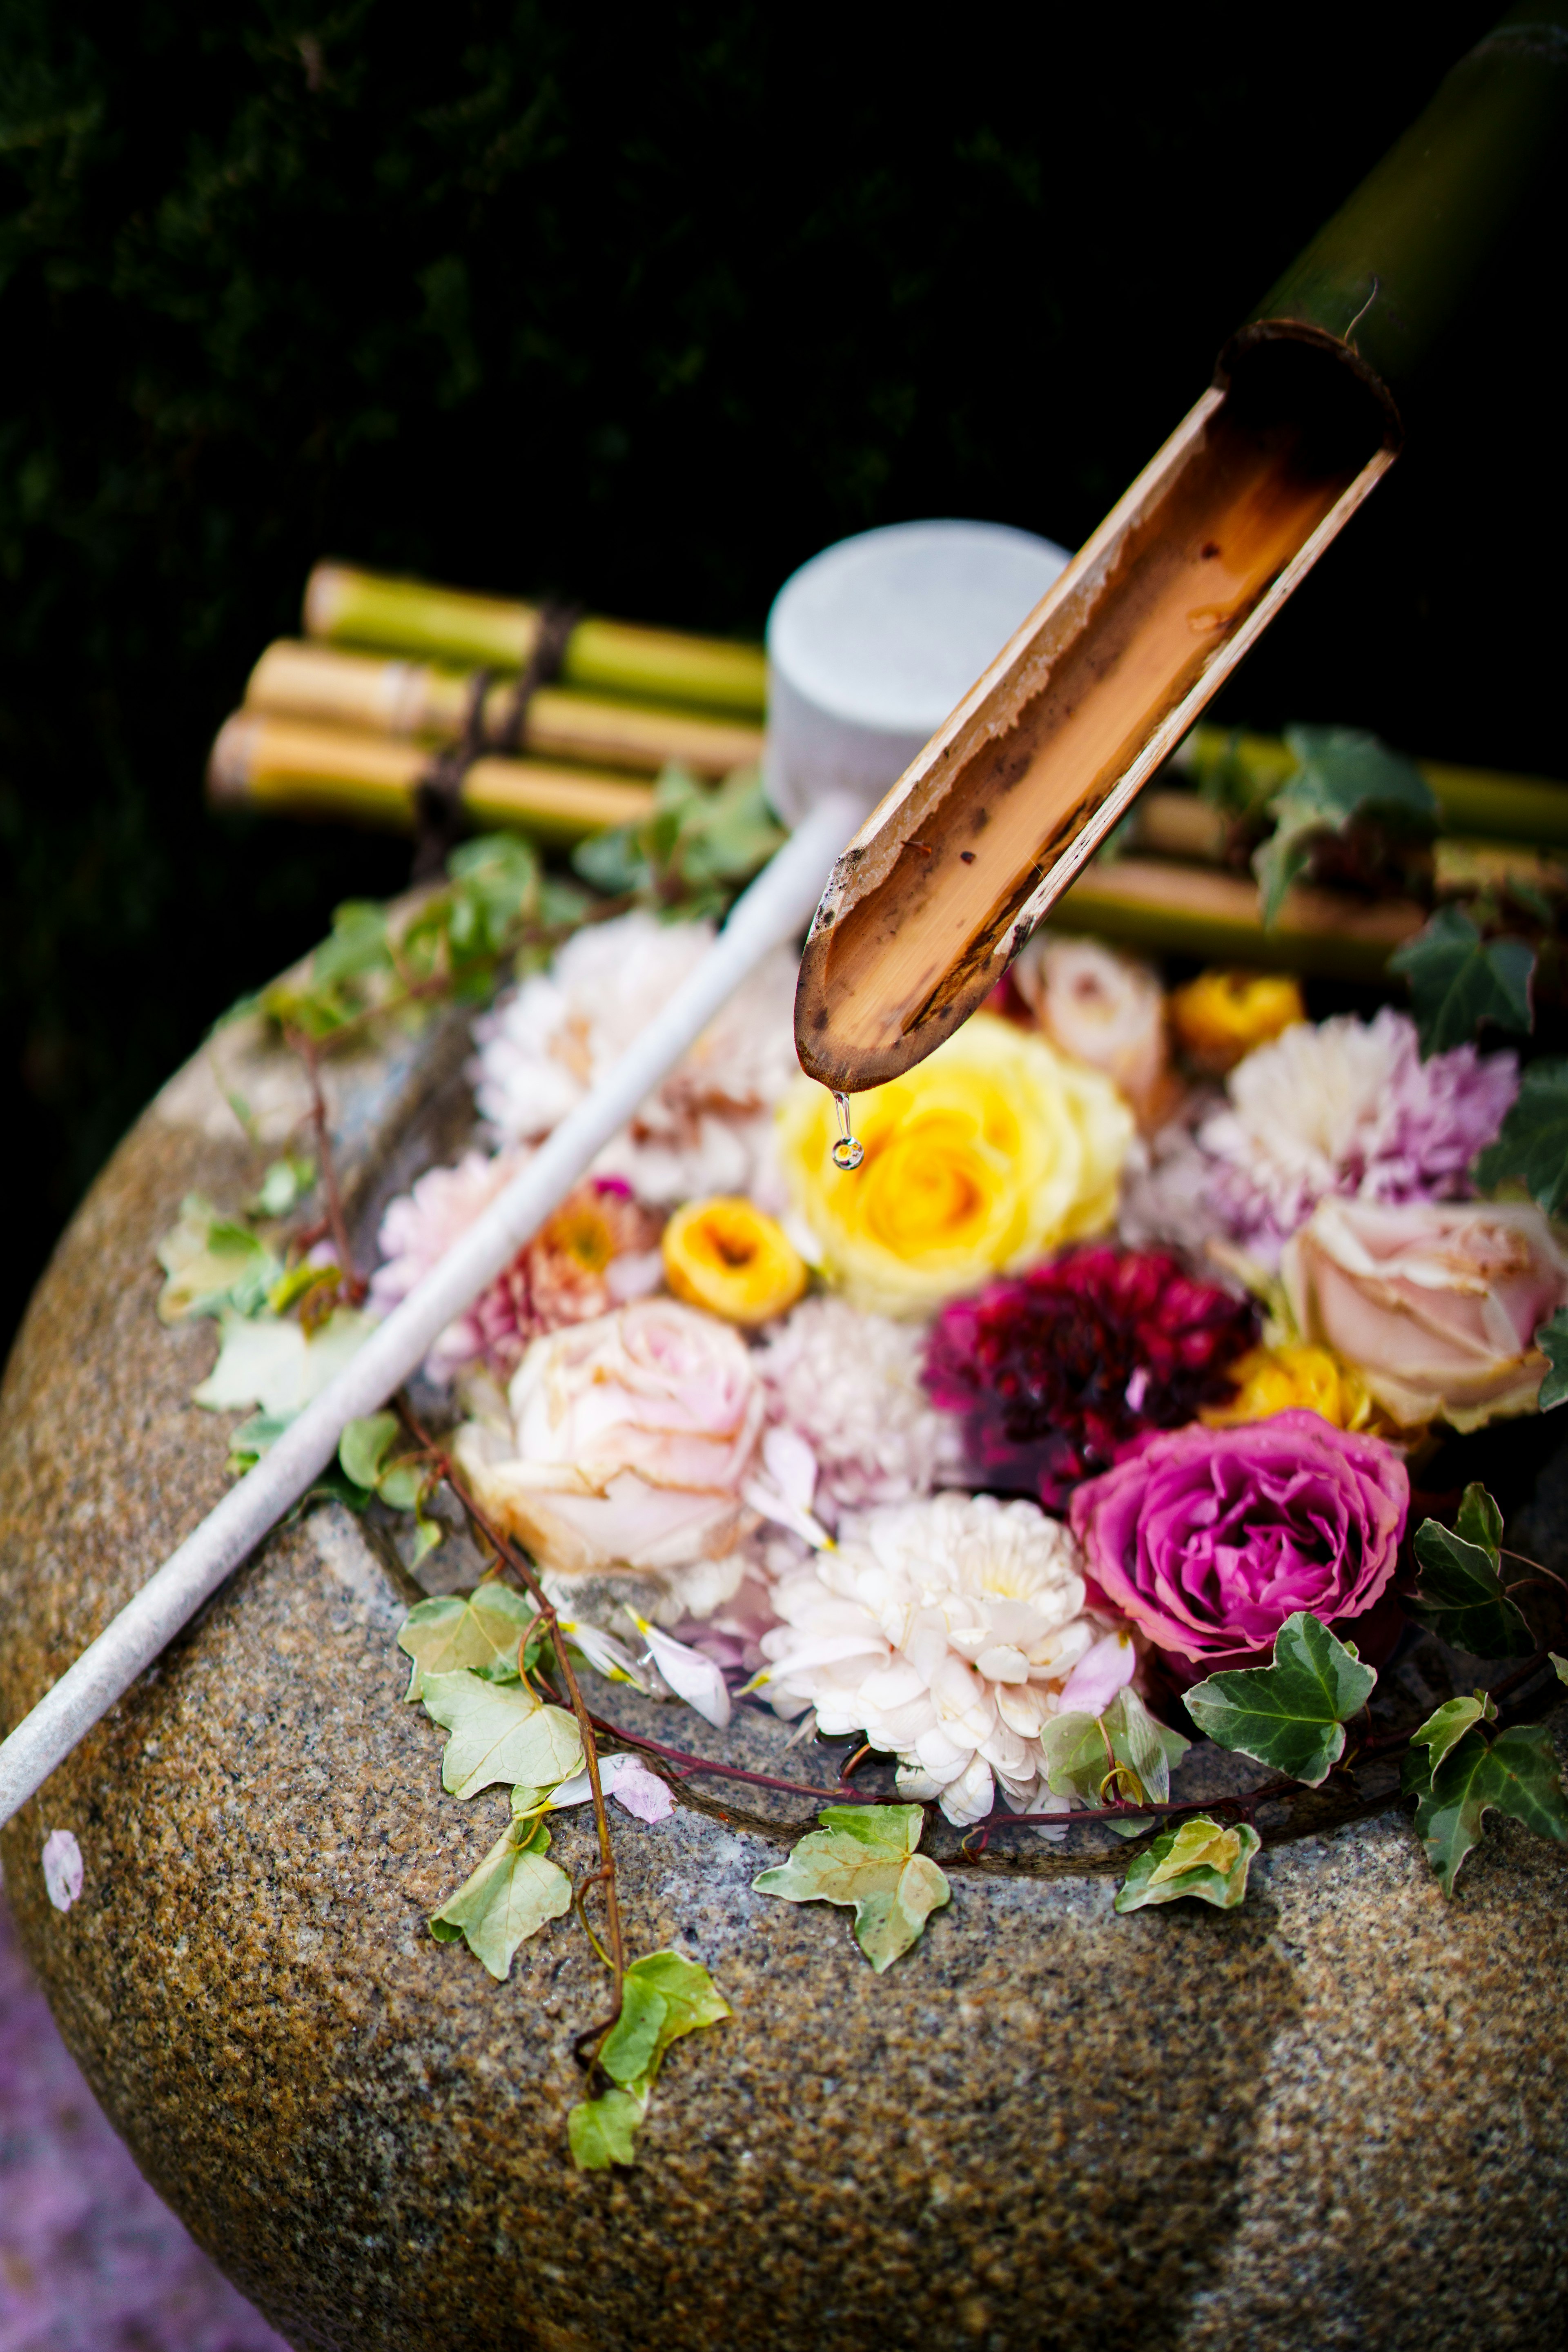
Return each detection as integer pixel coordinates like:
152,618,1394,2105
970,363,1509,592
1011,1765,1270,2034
454,1298,764,1577
1069,1410,1407,1668
1283,1196,1568,1430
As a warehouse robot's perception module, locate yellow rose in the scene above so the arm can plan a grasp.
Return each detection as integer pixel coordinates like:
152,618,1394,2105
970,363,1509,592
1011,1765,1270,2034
1170,968,1305,1073
662,1197,808,1325
775,1012,1133,1317
1202,1341,1373,1432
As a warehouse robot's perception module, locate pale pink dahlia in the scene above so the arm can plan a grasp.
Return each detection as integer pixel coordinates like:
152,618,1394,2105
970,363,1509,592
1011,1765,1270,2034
751,1294,965,1525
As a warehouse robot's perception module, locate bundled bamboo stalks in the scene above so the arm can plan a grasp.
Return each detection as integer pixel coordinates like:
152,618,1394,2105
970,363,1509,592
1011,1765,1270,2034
1055,856,1425,978
207,564,769,843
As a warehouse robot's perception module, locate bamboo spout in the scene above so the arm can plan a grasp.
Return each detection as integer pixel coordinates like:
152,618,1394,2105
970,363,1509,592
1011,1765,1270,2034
796,2,1568,1094
795,332,1396,1089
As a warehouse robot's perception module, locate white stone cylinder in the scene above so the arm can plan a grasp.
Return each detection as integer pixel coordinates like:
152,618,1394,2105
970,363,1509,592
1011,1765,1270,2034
763,517,1070,826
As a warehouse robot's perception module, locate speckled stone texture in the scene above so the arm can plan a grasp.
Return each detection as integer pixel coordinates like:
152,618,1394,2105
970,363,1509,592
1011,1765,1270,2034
2,1008,1567,2352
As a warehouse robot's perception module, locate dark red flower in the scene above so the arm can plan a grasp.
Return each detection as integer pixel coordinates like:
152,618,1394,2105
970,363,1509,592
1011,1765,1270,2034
923,1247,1257,1510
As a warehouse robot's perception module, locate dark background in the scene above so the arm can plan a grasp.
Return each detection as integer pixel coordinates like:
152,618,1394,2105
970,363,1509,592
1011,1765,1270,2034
0,0,1562,1355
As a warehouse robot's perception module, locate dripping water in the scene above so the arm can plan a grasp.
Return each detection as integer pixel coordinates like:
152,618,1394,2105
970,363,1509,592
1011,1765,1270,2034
831,1091,863,1172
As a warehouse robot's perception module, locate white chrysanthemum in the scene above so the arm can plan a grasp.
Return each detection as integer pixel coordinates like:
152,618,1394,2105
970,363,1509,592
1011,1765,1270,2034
751,1295,964,1522
757,1492,1104,1827
469,909,799,1204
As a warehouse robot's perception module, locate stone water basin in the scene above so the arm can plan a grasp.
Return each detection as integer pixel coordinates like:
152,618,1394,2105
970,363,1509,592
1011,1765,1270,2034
2,997,1566,2352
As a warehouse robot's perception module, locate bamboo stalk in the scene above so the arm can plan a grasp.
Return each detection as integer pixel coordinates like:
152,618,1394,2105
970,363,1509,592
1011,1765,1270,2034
1056,856,1425,979
245,640,764,779
207,712,655,844
1173,725,1568,844
303,562,768,719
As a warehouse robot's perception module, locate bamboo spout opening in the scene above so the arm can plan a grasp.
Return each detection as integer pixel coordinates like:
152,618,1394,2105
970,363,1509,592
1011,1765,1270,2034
793,326,1399,1094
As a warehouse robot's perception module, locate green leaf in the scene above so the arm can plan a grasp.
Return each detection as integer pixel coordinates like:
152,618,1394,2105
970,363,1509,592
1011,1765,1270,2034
428,1815,571,1979
568,1952,731,2170
1254,726,1436,929
419,1668,583,1797
1410,1487,1534,1658
1114,1817,1261,1913
1184,1612,1376,1786
752,1804,950,1971
156,1195,280,1323
1552,1654,1568,1686
1537,1308,1568,1412
249,1156,316,1218
1409,1690,1498,1775
1387,907,1535,1056
1040,1688,1190,1834
568,2087,646,2169
192,1303,374,1416
1413,1720,1568,1894
397,1586,537,1700
1474,1058,1568,1216
572,826,650,896
225,1409,293,1474
339,1411,398,1490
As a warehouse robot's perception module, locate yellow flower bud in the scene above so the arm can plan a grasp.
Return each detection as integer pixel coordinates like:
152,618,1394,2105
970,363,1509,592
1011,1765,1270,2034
662,1196,808,1325
1202,1342,1372,1432
1170,968,1305,1073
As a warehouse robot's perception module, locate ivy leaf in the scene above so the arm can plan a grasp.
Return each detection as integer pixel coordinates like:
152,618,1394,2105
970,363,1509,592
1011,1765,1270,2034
1410,1485,1534,1658
1552,1655,1568,1686
1114,1817,1261,1913
1387,907,1535,1056
428,1815,572,1979
419,1668,583,1797
1254,726,1436,928
397,1586,537,1701
1184,1612,1376,1785
1039,1688,1190,1835
156,1194,280,1322
1409,1690,1498,1776
1412,1720,1568,1895
249,1156,316,1218
568,1952,731,2171
1474,1058,1568,1216
192,1304,374,1416
752,1804,950,1971
1539,1310,1568,1412
340,1411,399,1490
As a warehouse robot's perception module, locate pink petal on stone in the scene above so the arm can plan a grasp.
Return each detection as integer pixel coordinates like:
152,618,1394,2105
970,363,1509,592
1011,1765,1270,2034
42,1829,83,1913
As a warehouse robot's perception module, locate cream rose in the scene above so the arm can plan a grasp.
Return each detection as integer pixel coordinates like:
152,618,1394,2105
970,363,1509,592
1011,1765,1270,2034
1013,933,1169,1125
1283,1196,1568,1430
775,1012,1133,1318
454,1298,765,1576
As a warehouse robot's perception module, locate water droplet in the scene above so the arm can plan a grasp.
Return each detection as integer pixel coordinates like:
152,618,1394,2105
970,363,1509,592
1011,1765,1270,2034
831,1092,864,1172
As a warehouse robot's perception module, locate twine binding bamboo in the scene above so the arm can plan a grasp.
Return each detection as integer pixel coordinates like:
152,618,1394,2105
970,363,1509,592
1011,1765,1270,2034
412,599,583,877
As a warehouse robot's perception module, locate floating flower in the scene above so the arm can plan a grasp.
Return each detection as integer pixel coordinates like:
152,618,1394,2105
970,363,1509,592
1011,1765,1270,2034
775,1013,1133,1318
662,1196,807,1325
470,909,798,1204
1198,1008,1517,1261
1070,1410,1408,1669
1169,968,1305,1072
924,1247,1257,1508
1201,1341,1373,1432
371,1156,662,1381
454,1298,765,1579
1013,934,1171,1126
752,1293,964,1522
756,1491,1105,1826
1283,1196,1568,1430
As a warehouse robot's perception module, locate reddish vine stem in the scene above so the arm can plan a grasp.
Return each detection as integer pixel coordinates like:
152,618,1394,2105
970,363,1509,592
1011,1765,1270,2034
283,1025,367,1305
395,1404,626,2070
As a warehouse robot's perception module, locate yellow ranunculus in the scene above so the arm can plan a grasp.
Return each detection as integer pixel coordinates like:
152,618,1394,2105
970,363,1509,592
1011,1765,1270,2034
1201,1342,1373,1432
775,1013,1134,1318
662,1196,808,1325
1170,968,1305,1072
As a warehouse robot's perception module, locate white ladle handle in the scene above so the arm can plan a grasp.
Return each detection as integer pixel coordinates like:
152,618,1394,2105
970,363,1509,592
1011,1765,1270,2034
0,793,862,1829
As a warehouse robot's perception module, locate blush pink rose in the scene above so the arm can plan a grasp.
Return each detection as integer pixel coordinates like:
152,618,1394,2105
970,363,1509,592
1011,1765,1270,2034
454,1298,764,1577
1283,1196,1568,1430
1069,1410,1408,1668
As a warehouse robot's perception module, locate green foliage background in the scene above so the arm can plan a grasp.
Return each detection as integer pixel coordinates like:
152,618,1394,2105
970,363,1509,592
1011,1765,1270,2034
0,0,1561,1348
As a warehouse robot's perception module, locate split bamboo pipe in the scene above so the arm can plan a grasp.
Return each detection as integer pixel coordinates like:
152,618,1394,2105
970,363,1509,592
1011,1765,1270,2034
795,2,1568,1094
207,712,655,844
303,563,768,720
243,641,764,780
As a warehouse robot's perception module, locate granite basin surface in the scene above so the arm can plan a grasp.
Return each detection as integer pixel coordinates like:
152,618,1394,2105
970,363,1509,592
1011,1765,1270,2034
2,1007,1567,2352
